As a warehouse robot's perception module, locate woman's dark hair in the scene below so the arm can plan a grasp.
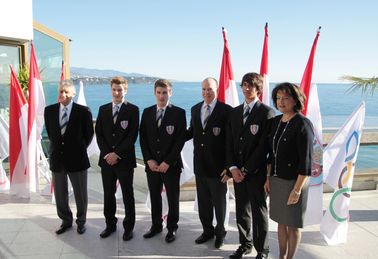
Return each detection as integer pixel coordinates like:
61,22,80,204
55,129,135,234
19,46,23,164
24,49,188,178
271,82,306,112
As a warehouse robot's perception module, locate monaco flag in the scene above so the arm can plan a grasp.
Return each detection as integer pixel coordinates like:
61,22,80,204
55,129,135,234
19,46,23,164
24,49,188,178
320,102,365,245
218,27,239,107
217,27,240,226
259,23,270,105
9,66,29,198
300,27,324,226
0,114,10,191
27,43,46,193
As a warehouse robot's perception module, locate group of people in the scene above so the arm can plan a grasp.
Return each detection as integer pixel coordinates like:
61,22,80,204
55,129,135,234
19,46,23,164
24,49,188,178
44,72,314,259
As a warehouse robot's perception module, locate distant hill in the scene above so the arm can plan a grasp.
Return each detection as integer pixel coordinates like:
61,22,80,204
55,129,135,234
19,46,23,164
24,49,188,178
70,67,160,84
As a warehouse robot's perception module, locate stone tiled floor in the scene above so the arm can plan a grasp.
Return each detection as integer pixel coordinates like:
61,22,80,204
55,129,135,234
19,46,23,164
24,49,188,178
1,169,377,259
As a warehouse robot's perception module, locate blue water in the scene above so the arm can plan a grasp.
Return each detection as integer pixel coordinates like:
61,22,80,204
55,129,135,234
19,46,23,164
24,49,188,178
44,82,378,171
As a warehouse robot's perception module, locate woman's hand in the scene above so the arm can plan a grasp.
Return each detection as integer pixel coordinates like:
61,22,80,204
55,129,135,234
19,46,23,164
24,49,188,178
264,177,270,194
287,189,301,205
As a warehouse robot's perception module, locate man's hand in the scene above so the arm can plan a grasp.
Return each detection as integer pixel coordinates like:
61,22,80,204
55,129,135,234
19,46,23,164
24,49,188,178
105,152,119,166
220,169,231,183
158,161,170,173
147,160,159,172
230,168,245,183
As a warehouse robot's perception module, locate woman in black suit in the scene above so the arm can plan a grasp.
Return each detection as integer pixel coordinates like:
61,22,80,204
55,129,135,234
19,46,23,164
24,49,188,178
264,82,314,259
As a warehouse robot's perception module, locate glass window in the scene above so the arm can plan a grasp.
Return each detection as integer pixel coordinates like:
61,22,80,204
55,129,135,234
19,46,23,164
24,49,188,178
33,29,64,103
0,44,20,111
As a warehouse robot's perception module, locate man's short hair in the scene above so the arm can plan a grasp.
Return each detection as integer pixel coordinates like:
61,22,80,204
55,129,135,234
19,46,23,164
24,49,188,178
110,76,128,89
154,79,172,90
202,77,219,89
59,79,76,94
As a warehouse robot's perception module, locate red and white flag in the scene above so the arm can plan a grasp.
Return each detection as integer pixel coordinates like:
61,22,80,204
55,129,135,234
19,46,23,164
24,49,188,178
27,42,46,193
259,22,270,105
218,27,239,107
0,114,10,192
300,27,324,226
9,66,29,198
218,27,240,226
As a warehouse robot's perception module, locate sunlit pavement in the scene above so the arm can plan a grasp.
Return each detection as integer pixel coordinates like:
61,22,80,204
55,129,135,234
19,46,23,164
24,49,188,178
1,166,377,259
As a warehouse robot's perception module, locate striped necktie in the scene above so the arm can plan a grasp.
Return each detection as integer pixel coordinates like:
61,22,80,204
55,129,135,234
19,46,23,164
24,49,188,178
243,105,250,125
203,105,211,128
60,107,68,135
113,105,119,124
156,108,164,128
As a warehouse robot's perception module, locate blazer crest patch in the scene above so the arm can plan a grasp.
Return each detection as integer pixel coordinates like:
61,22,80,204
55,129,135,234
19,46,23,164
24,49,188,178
120,120,128,129
250,124,259,135
166,125,174,135
212,127,221,136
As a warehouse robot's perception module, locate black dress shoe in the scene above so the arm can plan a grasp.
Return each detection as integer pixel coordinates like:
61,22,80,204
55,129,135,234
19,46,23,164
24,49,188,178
55,225,72,235
77,225,86,234
255,253,268,259
123,231,133,241
165,230,176,243
229,245,252,259
143,228,162,239
99,227,116,238
195,233,214,244
214,236,225,249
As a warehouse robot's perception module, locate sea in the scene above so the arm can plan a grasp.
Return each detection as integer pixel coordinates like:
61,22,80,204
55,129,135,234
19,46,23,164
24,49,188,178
43,82,378,172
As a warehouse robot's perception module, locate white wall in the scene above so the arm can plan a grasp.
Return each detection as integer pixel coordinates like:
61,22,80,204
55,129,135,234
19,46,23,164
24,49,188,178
0,0,33,42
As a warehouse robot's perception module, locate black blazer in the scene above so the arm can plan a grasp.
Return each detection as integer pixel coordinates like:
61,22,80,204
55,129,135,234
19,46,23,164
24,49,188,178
186,101,232,178
140,104,186,173
268,114,314,180
227,101,275,176
95,102,139,170
44,102,94,172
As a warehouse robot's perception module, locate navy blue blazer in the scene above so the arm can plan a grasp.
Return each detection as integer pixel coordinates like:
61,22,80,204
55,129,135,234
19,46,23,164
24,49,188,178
186,100,232,178
227,101,275,177
139,104,186,173
44,102,94,172
95,101,139,170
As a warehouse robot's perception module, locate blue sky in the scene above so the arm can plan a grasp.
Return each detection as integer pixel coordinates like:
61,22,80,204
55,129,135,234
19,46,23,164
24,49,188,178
33,0,378,83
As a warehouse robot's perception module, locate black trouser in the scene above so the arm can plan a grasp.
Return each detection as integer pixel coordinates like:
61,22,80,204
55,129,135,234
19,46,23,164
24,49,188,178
196,176,227,237
53,169,88,227
233,175,269,253
101,167,135,232
146,169,180,232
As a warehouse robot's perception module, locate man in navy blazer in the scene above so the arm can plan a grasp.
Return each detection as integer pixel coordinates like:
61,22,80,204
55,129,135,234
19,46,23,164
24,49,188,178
227,73,275,259
186,77,232,249
140,79,186,243
44,80,94,235
95,76,139,241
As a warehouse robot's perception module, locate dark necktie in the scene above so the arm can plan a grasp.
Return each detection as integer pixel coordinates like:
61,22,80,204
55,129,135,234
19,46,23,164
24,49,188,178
203,105,211,127
60,107,68,135
156,108,164,128
113,105,119,124
243,105,250,125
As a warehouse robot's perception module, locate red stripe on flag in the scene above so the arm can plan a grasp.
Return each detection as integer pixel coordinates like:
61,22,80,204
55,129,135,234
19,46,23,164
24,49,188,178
300,27,321,116
218,27,235,103
9,66,27,182
259,23,269,103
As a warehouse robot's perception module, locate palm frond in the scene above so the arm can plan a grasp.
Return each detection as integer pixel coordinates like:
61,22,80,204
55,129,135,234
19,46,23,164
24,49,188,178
340,75,378,95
